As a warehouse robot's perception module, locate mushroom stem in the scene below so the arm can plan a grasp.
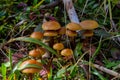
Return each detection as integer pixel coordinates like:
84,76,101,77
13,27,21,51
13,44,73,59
69,36,76,50
62,0,79,23
29,73,33,80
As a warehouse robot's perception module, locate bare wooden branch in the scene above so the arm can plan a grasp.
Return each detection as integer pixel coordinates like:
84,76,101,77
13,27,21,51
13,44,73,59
62,0,79,23
93,63,120,78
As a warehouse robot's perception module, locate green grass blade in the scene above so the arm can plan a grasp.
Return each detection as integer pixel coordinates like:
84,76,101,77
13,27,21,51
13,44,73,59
92,69,107,80
1,63,7,80
91,36,102,61
8,49,13,70
18,64,42,70
8,37,57,55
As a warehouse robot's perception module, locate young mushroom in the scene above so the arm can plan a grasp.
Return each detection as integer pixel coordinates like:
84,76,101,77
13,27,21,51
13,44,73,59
58,27,66,35
79,20,98,38
79,20,98,55
66,22,82,49
53,43,64,54
42,21,61,47
29,48,46,59
83,30,94,37
60,48,73,60
30,32,43,40
19,59,42,80
58,27,66,42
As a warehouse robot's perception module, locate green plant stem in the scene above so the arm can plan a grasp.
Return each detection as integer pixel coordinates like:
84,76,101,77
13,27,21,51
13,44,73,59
90,36,102,62
8,49,13,70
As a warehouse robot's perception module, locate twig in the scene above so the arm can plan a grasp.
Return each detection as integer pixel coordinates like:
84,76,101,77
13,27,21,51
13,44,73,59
62,0,79,23
92,63,120,78
39,0,62,9
79,60,120,78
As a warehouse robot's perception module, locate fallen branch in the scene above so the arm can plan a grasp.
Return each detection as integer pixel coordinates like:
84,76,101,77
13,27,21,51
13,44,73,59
92,63,120,78
79,60,120,78
62,0,79,23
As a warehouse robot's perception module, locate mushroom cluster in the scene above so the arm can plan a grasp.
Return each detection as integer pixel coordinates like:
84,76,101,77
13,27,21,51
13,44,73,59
18,20,98,80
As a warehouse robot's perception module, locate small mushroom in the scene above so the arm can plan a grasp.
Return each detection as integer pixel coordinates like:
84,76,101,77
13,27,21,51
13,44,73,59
30,32,43,40
29,48,46,59
60,48,73,57
66,29,77,37
79,20,98,38
42,21,61,31
30,31,44,48
58,27,66,42
66,22,82,49
66,22,83,31
83,30,94,37
58,27,66,35
19,59,42,80
53,43,64,54
80,20,98,55
42,21,61,47
43,31,58,37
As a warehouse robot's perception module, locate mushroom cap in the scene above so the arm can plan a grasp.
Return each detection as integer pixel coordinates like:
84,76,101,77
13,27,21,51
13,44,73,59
66,29,77,37
29,48,45,58
61,48,73,57
22,68,41,73
83,30,94,37
66,22,83,31
58,27,66,35
42,21,61,30
53,43,64,50
44,31,58,36
80,20,98,30
19,59,42,73
30,32,43,40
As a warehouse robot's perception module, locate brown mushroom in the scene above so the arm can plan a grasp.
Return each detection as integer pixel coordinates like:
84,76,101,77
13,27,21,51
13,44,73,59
42,21,61,31
66,22,83,31
53,43,64,50
80,20,98,30
83,30,94,37
29,48,45,58
53,43,64,54
66,29,77,37
80,20,98,55
19,59,42,80
58,27,66,35
43,31,58,37
30,32,43,40
79,20,98,37
60,48,73,57
42,21,61,47
65,22,82,49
